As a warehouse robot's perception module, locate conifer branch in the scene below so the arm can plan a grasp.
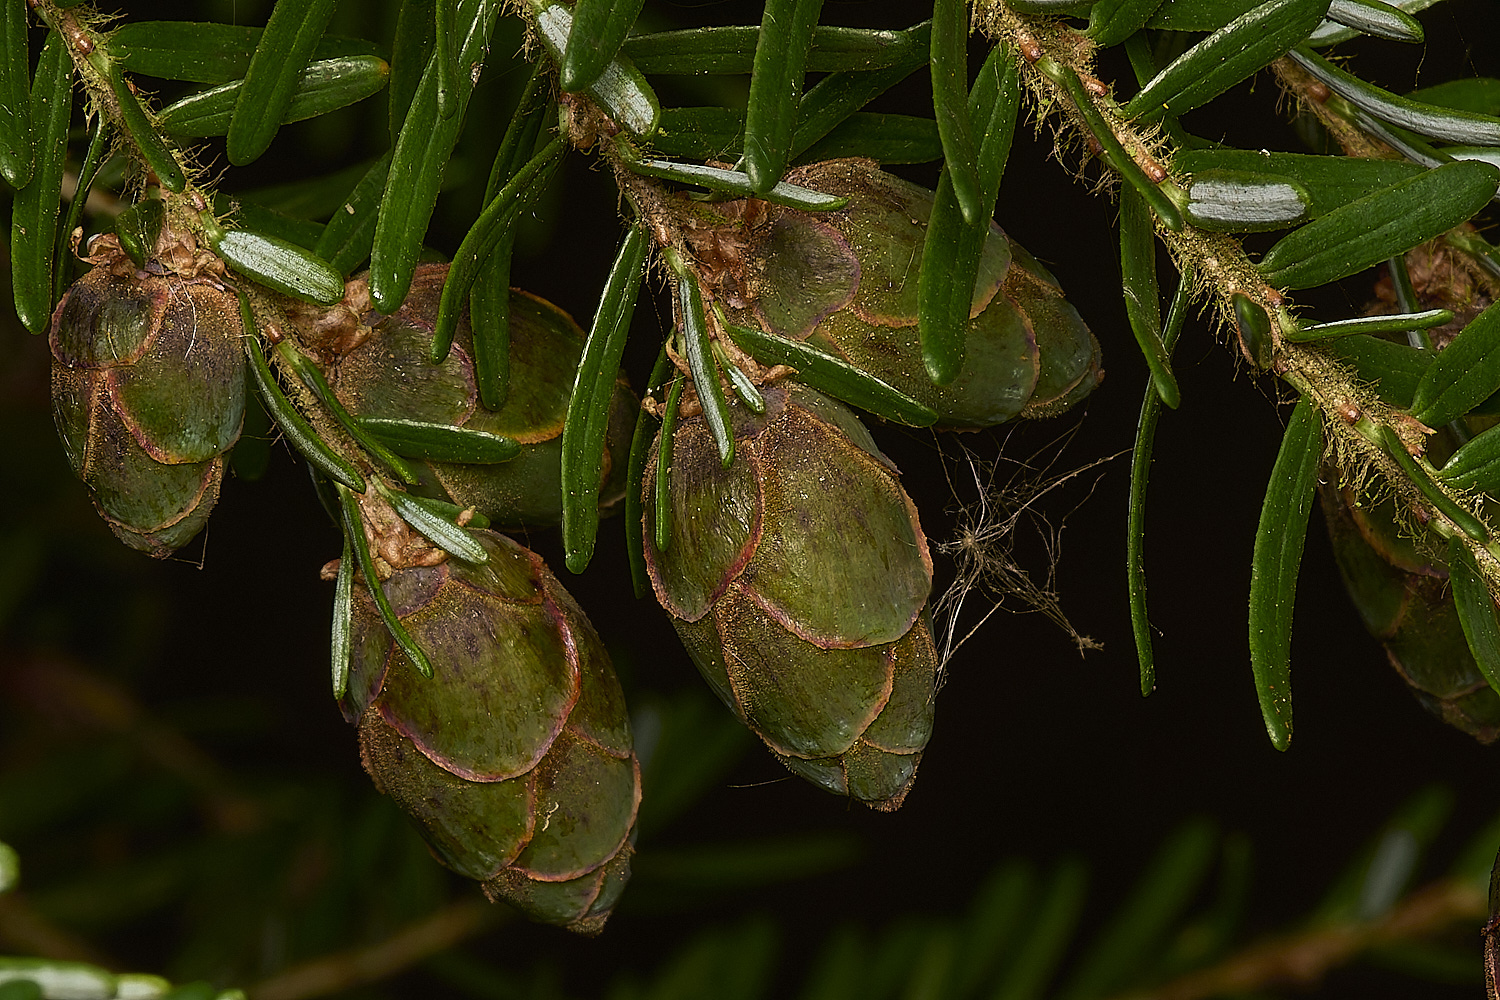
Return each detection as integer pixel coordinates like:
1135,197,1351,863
975,0,1500,596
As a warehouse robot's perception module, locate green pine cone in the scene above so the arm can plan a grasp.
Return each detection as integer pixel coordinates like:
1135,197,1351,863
329,264,634,527
676,158,1101,427
344,529,639,933
644,380,937,810
49,231,245,556
1320,478,1500,742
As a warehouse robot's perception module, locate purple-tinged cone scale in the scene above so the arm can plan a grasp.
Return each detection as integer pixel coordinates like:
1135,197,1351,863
644,381,937,810
344,529,639,933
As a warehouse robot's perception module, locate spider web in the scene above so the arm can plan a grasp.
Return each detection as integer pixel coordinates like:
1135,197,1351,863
928,422,1120,681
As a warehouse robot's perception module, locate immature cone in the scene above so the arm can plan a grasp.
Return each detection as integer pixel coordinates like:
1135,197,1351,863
644,380,936,809
49,231,245,556
343,528,639,933
1319,241,1500,741
328,265,634,526
1320,479,1500,742
677,158,1101,427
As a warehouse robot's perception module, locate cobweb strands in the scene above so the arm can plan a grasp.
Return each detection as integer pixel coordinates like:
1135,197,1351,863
930,423,1116,677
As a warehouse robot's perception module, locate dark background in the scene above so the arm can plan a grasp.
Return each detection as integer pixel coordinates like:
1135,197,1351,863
3,0,1499,996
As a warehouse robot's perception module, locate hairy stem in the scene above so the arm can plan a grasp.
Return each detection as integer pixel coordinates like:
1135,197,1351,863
29,0,195,197
976,0,1500,596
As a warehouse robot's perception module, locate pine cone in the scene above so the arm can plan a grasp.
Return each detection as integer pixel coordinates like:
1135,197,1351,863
1321,478,1500,742
329,264,634,527
344,529,640,933
644,380,936,810
49,230,245,556
674,158,1101,427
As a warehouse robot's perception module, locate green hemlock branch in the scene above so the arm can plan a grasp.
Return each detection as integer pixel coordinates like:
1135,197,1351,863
4,0,1500,995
